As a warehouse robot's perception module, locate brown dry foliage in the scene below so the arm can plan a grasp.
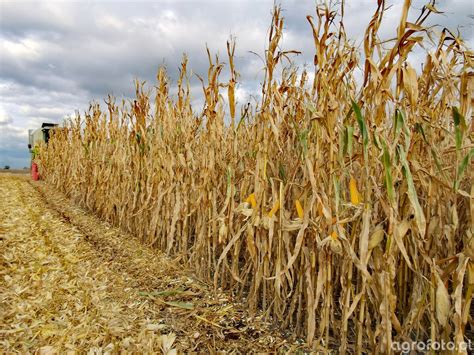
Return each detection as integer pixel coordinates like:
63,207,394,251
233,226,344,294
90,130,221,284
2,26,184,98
39,2,473,352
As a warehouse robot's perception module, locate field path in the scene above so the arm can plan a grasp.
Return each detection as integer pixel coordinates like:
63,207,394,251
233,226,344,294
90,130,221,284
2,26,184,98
0,174,288,353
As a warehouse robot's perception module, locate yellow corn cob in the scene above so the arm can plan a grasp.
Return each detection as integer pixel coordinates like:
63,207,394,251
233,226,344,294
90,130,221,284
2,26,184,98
349,176,362,205
245,193,257,208
268,200,280,218
295,199,304,219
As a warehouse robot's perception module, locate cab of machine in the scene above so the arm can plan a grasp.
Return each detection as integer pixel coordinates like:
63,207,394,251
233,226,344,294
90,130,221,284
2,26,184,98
28,123,58,151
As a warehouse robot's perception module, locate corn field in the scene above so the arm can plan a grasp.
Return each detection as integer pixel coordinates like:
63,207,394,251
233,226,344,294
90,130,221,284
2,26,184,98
38,2,473,352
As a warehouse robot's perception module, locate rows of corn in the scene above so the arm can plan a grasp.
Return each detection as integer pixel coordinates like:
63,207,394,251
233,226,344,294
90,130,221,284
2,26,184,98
38,2,473,352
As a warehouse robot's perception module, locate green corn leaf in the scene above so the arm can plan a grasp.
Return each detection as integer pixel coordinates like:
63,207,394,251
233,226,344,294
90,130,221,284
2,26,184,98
333,175,341,213
344,106,354,122
430,147,448,181
341,125,354,158
372,131,381,150
346,125,354,157
381,140,395,204
454,148,474,190
452,106,466,129
452,107,466,152
236,115,246,131
164,301,194,310
339,127,345,161
351,100,368,154
394,109,404,138
398,146,426,237
306,102,318,116
385,233,392,255
415,122,427,143
278,162,287,183
298,129,309,158
394,109,410,151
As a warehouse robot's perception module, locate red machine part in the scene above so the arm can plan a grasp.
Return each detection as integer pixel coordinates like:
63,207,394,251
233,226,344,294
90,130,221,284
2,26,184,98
31,162,39,181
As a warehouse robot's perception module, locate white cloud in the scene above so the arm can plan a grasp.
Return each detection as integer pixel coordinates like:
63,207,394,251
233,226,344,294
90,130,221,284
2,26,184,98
97,15,126,31
0,106,13,125
2,38,41,58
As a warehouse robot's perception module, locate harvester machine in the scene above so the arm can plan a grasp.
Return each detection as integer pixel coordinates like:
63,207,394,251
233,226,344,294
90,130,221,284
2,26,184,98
28,122,58,180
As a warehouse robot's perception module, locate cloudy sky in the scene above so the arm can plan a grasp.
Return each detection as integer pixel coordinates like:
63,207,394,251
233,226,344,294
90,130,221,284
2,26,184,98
0,0,472,168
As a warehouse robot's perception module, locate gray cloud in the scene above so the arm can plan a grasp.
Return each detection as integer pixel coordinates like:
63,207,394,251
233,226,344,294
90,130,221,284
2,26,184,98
1,0,472,168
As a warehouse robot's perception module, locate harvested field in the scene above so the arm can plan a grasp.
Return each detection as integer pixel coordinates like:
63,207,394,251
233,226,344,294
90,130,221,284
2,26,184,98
0,174,294,353
0,170,29,175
